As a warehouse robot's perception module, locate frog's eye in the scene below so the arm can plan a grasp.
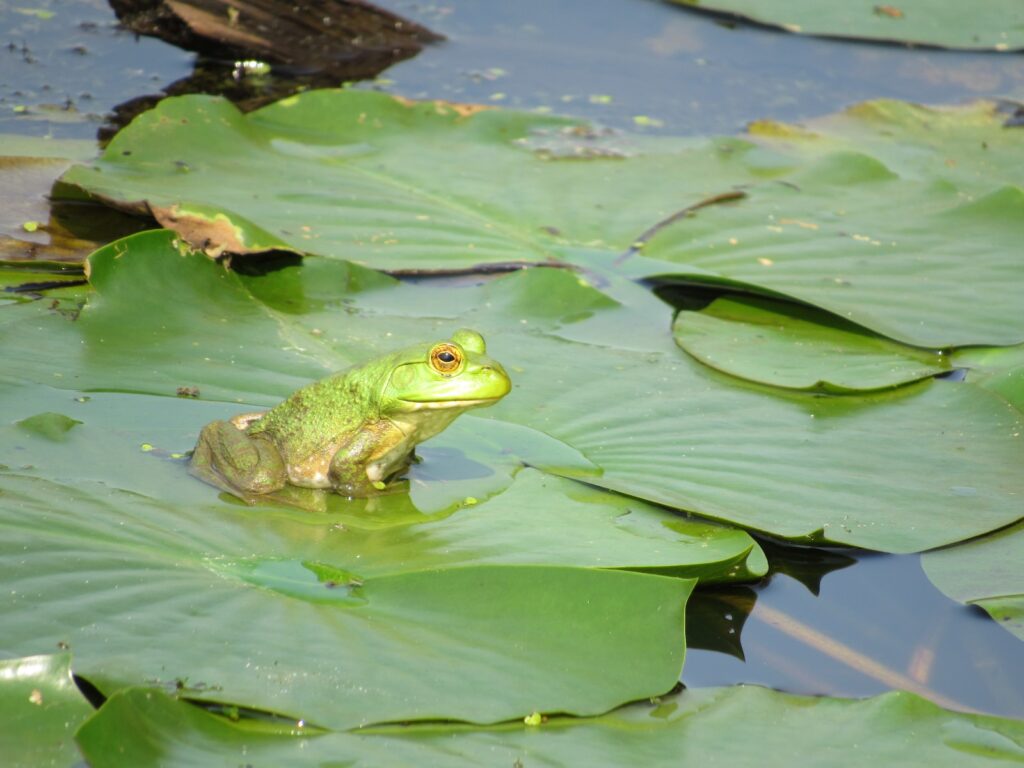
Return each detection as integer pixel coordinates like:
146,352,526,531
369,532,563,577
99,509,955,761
429,343,464,375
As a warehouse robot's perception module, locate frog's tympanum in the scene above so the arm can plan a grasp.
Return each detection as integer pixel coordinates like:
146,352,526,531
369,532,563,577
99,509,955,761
190,329,511,500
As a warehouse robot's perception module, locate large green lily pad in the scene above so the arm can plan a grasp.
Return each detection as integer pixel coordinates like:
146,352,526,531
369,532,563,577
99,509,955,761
0,469,695,728
59,92,1024,349
747,100,1024,194
0,276,767,727
666,0,1024,50
60,91,763,267
0,653,93,768
923,522,1024,644
76,685,1024,767
2,229,1021,552
673,295,949,392
636,149,1024,349
0,374,762,581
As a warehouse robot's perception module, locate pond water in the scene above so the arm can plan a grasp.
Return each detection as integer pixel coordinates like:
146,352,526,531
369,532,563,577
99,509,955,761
687,544,1024,718
2,0,1022,721
4,0,1022,140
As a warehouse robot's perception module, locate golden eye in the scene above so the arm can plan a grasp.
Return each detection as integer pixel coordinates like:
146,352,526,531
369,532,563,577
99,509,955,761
429,343,463,375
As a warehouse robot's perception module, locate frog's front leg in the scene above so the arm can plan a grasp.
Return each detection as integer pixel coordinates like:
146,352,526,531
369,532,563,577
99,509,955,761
328,421,411,498
190,420,288,499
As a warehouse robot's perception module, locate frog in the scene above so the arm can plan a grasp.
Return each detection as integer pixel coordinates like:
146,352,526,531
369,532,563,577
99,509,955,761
189,329,511,501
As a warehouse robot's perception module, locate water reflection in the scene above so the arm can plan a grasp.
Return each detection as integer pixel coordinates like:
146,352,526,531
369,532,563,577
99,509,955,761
684,543,1024,719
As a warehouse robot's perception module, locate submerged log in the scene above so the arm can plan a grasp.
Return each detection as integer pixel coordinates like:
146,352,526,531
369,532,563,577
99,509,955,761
109,0,442,77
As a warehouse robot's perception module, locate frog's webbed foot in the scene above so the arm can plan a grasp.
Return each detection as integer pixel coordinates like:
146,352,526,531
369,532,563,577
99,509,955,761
190,420,287,501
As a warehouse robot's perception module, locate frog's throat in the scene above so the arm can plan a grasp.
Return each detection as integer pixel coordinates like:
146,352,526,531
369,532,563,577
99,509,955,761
393,396,502,410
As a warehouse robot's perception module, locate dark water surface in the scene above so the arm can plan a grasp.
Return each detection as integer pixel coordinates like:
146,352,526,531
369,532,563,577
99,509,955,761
686,545,1024,719
0,0,192,138
380,0,1024,135
1,0,1022,720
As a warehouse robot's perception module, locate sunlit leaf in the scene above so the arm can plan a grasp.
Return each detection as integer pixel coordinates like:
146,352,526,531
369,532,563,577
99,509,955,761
3,230,1021,552
76,685,1024,767
60,91,760,268
673,295,948,392
636,148,1024,348
59,93,1024,348
665,0,1024,50
0,653,93,768
0,470,694,728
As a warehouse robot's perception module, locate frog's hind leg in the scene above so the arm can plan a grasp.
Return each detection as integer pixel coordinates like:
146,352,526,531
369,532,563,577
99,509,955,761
189,420,287,499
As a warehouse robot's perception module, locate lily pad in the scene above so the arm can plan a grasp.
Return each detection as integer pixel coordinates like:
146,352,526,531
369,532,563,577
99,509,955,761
954,345,1024,413
666,0,1024,51
0,377,764,582
635,149,1024,349
60,91,761,268
0,653,93,768
2,230,1022,552
59,92,1024,349
673,295,949,392
0,352,762,727
922,522,1024,643
747,100,1024,195
76,685,1024,767
0,471,695,728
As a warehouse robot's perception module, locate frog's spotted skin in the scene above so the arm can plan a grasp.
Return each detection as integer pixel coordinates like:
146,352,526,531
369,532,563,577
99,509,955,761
189,329,511,500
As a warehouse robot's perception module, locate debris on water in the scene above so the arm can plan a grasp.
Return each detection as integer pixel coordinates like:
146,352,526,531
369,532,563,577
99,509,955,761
515,124,636,160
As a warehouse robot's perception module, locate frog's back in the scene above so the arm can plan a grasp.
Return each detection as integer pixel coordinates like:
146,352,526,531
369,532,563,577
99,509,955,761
248,367,381,464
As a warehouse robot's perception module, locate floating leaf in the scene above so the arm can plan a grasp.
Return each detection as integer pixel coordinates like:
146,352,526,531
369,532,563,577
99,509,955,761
76,685,1024,767
665,0,1024,51
748,101,1024,195
673,295,949,392
2,230,1021,552
923,522,1024,643
60,91,761,269
636,150,1024,348
0,471,695,728
0,653,93,768
0,375,764,581
60,93,1024,348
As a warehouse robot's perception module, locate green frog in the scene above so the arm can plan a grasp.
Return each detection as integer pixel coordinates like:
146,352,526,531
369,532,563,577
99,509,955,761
189,329,511,501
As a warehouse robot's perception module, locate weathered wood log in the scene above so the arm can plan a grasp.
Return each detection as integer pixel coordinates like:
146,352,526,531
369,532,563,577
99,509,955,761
109,0,442,76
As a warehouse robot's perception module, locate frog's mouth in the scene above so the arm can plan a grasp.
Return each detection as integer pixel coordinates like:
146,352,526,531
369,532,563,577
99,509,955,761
395,396,503,409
